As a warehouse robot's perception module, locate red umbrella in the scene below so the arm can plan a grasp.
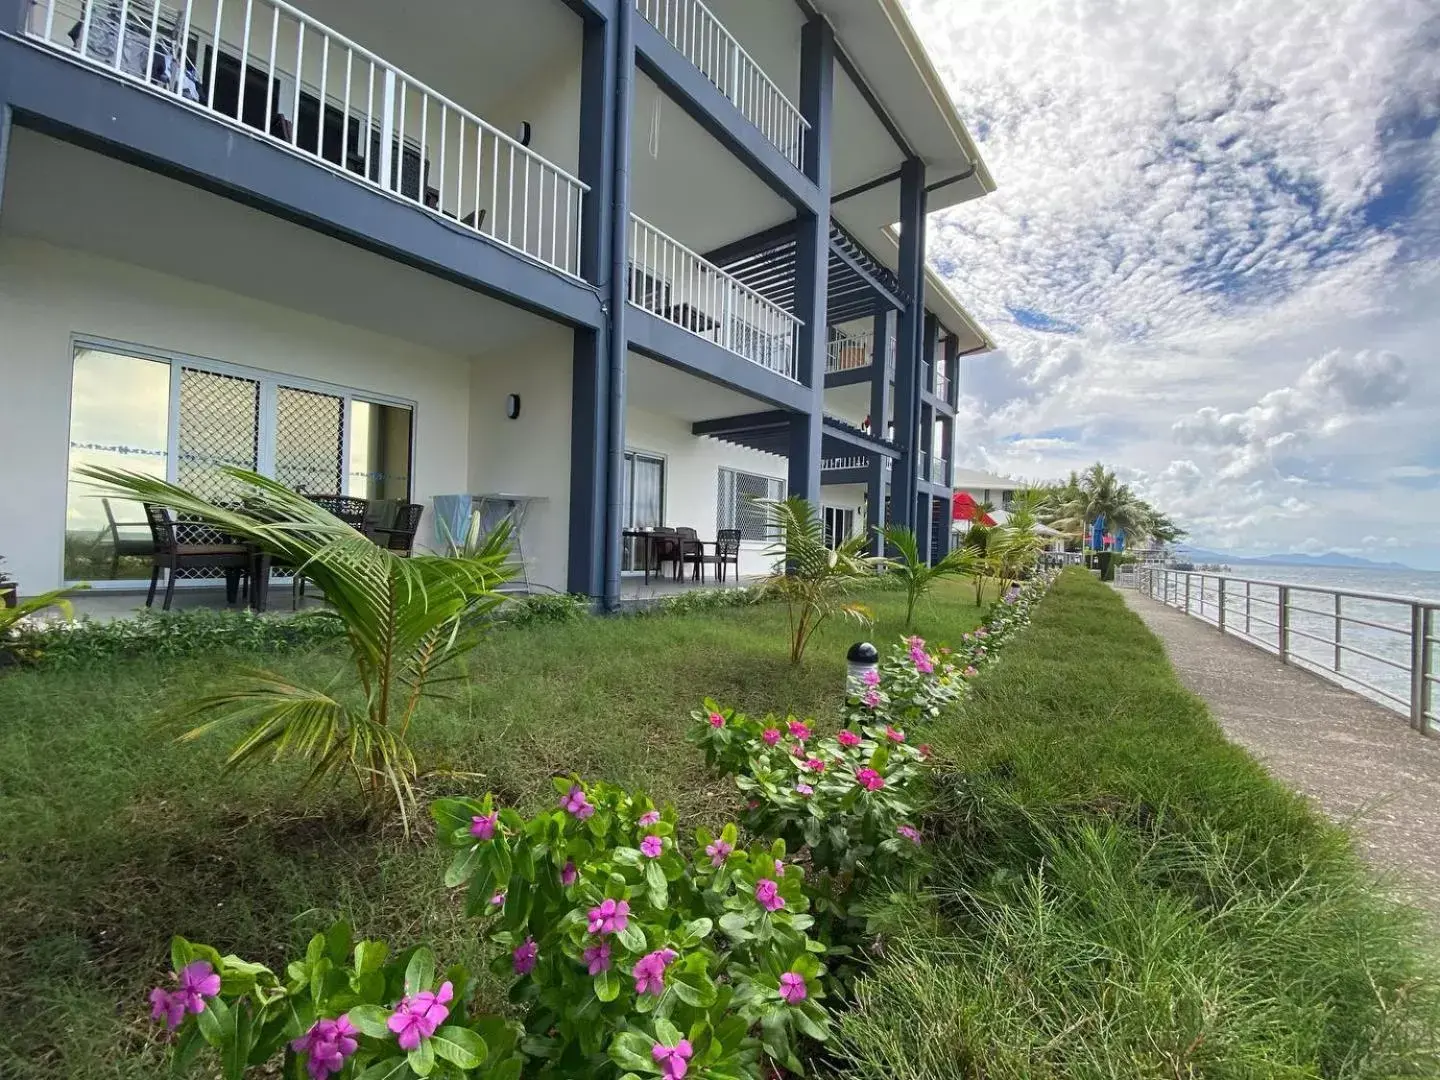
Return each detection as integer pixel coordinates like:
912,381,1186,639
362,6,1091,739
952,492,996,527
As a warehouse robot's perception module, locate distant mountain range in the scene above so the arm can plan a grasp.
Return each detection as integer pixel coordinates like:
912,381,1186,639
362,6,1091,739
1176,547,1412,571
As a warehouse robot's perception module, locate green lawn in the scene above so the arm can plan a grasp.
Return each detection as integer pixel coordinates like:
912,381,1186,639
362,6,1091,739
0,581,986,1079
835,572,1440,1079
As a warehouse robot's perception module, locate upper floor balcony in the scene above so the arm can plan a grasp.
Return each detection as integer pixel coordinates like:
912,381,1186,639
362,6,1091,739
628,214,801,383
633,0,807,172
20,0,588,279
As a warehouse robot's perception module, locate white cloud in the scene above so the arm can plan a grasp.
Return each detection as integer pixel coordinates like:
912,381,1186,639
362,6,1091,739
904,0,1440,568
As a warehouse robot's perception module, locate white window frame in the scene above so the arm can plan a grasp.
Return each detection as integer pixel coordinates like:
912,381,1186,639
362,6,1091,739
716,466,785,544
62,334,416,588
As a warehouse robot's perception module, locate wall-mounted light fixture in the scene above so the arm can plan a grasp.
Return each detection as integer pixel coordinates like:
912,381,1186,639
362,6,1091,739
505,394,522,420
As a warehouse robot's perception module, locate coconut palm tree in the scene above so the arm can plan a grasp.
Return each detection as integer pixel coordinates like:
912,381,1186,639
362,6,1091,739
760,496,877,664
879,524,978,627
75,465,514,831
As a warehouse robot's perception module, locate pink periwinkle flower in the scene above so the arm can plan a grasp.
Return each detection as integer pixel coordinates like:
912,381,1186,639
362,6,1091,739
919,744,933,760
633,948,678,996
561,785,595,820
898,824,922,844
490,890,507,907
584,941,612,975
912,651,935,675
792,742,807,758
641,834,664,858
773,858,785,876
796,782,814,796
862,689,882,709
638,810,662,826
761,727,782,746
861,668,881,689
779,972,808,1004
560,861,578,887
291,1016,359,1080
512,939,539,976
387,981,453,1051
705,839,734,866
652,1037,694,1079
754,878,785,912
964,666,979,678
856,767,886,791
837,729,861,747
906,635,926,650
976,627,989,638
708,711,725,729
885,725,906,743
148,988,186,1031
804,756,826,773
470,812,498,840
788,720,812,741
151,960,220,1027
588,898,631,936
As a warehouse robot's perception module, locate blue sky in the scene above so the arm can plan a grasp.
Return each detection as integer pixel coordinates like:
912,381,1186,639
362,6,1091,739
905,0,1440,568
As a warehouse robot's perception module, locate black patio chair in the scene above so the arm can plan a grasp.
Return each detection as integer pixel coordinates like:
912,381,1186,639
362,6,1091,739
701,529,742,583
142,503,250,611
103,497,155,579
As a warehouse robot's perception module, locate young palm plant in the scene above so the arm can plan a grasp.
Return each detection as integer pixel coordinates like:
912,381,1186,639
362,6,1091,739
75,466,514,831
879,524,978,628
760,496,878,665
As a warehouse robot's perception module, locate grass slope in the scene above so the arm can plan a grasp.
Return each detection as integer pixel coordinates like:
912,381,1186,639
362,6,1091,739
836,571,1440,1079
0,581,985,1079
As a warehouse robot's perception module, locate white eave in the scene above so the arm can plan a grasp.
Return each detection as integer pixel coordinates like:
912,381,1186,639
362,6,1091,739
814,0,997,212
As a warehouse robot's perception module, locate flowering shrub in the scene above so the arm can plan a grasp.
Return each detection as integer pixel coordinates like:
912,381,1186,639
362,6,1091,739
147,927,522,1079
432,780,833,1077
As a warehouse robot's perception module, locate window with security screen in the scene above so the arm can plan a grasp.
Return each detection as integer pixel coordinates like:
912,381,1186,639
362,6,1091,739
716,468,785,542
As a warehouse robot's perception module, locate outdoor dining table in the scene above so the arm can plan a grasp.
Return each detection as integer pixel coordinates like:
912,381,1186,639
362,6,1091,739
623,529,675,585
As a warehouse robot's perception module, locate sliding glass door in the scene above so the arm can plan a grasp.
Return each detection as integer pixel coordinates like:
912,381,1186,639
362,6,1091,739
64,342,413,584
621,451,665,573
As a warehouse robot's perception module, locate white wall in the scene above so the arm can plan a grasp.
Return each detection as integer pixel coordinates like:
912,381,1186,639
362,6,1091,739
820,483,868,539
625,407,788,578
466,327,574,593
0,237,471,592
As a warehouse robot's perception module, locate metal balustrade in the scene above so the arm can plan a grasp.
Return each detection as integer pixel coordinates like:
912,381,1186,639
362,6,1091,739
1136,567,1438,734
930,456,948,484
822,456,867,471
628,215,801,381
22,0,587,278
935,366,952,402
634,0,808,170
826,327,872,373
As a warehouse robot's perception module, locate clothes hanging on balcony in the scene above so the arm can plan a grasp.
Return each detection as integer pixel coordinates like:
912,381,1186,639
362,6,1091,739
68,0,199,101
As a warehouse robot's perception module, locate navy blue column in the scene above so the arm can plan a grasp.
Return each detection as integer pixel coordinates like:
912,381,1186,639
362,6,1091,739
865,308,892,554
602,1,636,610
788,17,834,504
0,0,23,32
943,331,960,408
892,158,926,528
568,13,619,600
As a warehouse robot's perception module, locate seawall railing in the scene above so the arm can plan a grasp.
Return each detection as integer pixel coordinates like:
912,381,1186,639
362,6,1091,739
1135,567,1437,734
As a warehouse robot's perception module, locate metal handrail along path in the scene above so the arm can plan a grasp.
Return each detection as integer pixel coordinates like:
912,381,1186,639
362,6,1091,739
1136,567,1437,734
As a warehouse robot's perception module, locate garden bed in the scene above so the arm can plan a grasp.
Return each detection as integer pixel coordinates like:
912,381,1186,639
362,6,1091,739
835,571,1440,1078
0,581,988,1078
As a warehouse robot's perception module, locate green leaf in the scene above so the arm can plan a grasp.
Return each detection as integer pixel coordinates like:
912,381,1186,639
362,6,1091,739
430,1026,487,1069
680,917,714,944
718,912,751,939
347,1004,392,1039
170,936,191,979
193,995,230,1047
610,1031,661,1073
445,844,482,888
353,1057,415,1080
219,1002,253,1080
354,940,389,976
617,921,647,954
404,948,435,995
594,968,621,1002
325,922,352,965
654,1017,682,1046
490,836,513,887
169,1024,206,1076
430,797,480,837
645,860,668,908
671,972,717,1008
408,1037,436,1077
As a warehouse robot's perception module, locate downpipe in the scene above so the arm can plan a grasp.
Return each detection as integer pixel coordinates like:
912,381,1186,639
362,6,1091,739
604,0,634,612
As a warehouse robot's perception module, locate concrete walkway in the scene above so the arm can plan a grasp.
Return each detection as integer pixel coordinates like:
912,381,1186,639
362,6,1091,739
1119,587,1440,917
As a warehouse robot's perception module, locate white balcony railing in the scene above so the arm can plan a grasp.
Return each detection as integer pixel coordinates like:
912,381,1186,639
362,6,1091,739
936,368,952,402
634,0,808,171
23,0,587,278
931,456,948,484
822,456,867,471
826,327,872,373
629,215,800,381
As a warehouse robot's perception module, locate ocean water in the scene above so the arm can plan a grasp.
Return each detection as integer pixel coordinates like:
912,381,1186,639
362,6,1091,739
1154,565,1440,719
